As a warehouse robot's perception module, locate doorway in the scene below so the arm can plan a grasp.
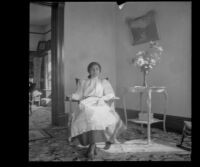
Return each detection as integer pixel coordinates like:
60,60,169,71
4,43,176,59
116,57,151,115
29,2,66,127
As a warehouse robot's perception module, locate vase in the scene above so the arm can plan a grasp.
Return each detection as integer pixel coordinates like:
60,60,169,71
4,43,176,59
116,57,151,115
139,70,148,114
143,71,148,88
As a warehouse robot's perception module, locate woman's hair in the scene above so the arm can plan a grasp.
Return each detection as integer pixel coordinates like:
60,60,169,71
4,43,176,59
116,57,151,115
87,62,101,78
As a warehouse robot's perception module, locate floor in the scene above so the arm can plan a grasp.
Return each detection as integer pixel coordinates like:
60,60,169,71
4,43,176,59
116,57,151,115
29,105,191,161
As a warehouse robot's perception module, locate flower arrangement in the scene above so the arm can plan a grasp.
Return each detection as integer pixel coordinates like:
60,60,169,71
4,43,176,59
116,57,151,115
131,41,164,119
132,41,163,75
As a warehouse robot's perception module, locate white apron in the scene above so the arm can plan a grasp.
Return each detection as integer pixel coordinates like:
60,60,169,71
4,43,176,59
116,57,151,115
71,77,120,139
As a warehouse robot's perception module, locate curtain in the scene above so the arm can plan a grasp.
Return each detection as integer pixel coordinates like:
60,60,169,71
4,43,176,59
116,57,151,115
47,52,51,90
33,57,42,89
44,51,51,90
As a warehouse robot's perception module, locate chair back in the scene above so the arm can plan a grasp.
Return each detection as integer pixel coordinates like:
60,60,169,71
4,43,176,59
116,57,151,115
75,78,81,87
75,77,109,87
29,83,36,93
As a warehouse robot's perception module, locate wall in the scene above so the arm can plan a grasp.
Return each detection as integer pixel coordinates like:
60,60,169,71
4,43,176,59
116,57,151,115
29,25,44,51
115,2,191,118
29,24,51,51
62,2,191,118
43,24,51,41
64,2,118,113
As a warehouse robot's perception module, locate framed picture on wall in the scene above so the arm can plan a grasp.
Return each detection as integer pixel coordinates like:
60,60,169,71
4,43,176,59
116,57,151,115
126,10,159,46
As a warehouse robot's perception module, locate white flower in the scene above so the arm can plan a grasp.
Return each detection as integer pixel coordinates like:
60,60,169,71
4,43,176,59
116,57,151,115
136,51,145,56
157,46,163,52
136,57,145,66
150,59,156,66
133,41,163,73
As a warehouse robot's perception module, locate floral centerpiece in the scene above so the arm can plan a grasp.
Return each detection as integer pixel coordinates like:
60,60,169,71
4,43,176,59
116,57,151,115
132,41,163,120
132,41,163,87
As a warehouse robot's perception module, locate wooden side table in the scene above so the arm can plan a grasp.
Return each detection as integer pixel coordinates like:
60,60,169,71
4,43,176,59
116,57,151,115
123,86,168,144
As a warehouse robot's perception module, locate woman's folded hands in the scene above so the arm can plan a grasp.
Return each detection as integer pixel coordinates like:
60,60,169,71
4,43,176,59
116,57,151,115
96,98,105,105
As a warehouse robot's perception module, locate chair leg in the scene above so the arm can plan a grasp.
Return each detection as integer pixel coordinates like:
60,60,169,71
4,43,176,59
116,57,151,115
67,137,72,144
179,126,186,146
163,121,166,133
180,133,185,146
122,96,128,128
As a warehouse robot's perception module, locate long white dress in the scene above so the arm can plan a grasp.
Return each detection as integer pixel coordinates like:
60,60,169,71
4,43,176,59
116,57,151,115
71,77,123,140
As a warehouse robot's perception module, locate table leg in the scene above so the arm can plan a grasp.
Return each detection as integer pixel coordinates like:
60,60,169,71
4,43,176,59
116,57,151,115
147,89,152,144
123,95,128,127
139,92,143,112
68,100,72,143
140,92,144,129
163,90,168,132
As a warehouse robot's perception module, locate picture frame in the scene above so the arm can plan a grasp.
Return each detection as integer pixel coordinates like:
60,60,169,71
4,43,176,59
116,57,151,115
126,10,159,46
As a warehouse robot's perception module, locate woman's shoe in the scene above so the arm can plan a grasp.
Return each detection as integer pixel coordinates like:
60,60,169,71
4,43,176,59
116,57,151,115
87,152,94,160
103,141,112,150
94,145,98,155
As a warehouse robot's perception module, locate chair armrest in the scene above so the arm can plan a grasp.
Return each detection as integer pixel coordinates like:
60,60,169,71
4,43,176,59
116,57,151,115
112,96,120,100
65,96,71,101
65,96,80,102
105,97,119,107
106,96,120,102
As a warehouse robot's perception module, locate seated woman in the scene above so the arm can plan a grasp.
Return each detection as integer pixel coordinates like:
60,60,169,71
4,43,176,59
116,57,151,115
68,62,126,160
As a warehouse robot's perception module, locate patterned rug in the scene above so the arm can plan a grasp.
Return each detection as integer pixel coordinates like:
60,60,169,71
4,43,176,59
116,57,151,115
29,106,52,141
95,140,186,153
29,106,191,161
29,129,51,141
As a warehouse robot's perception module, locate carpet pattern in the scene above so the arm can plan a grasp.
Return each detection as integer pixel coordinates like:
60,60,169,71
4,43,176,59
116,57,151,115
29,129,51,141
29,106,191,161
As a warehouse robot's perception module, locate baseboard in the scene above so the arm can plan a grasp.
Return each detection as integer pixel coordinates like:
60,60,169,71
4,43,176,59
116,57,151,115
115,108,191,134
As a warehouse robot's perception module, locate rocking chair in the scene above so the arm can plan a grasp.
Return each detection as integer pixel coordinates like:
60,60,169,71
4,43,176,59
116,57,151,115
65,78,120,143
177,121,191,151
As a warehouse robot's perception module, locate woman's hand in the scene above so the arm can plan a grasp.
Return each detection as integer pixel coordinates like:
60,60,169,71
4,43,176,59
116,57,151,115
66,95,72,101
97,97,105,105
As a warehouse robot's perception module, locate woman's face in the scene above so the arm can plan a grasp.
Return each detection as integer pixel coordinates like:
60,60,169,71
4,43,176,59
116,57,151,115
89,65,100,78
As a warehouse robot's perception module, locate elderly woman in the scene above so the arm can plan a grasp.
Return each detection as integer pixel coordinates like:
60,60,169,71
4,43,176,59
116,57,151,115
68,62,126,160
